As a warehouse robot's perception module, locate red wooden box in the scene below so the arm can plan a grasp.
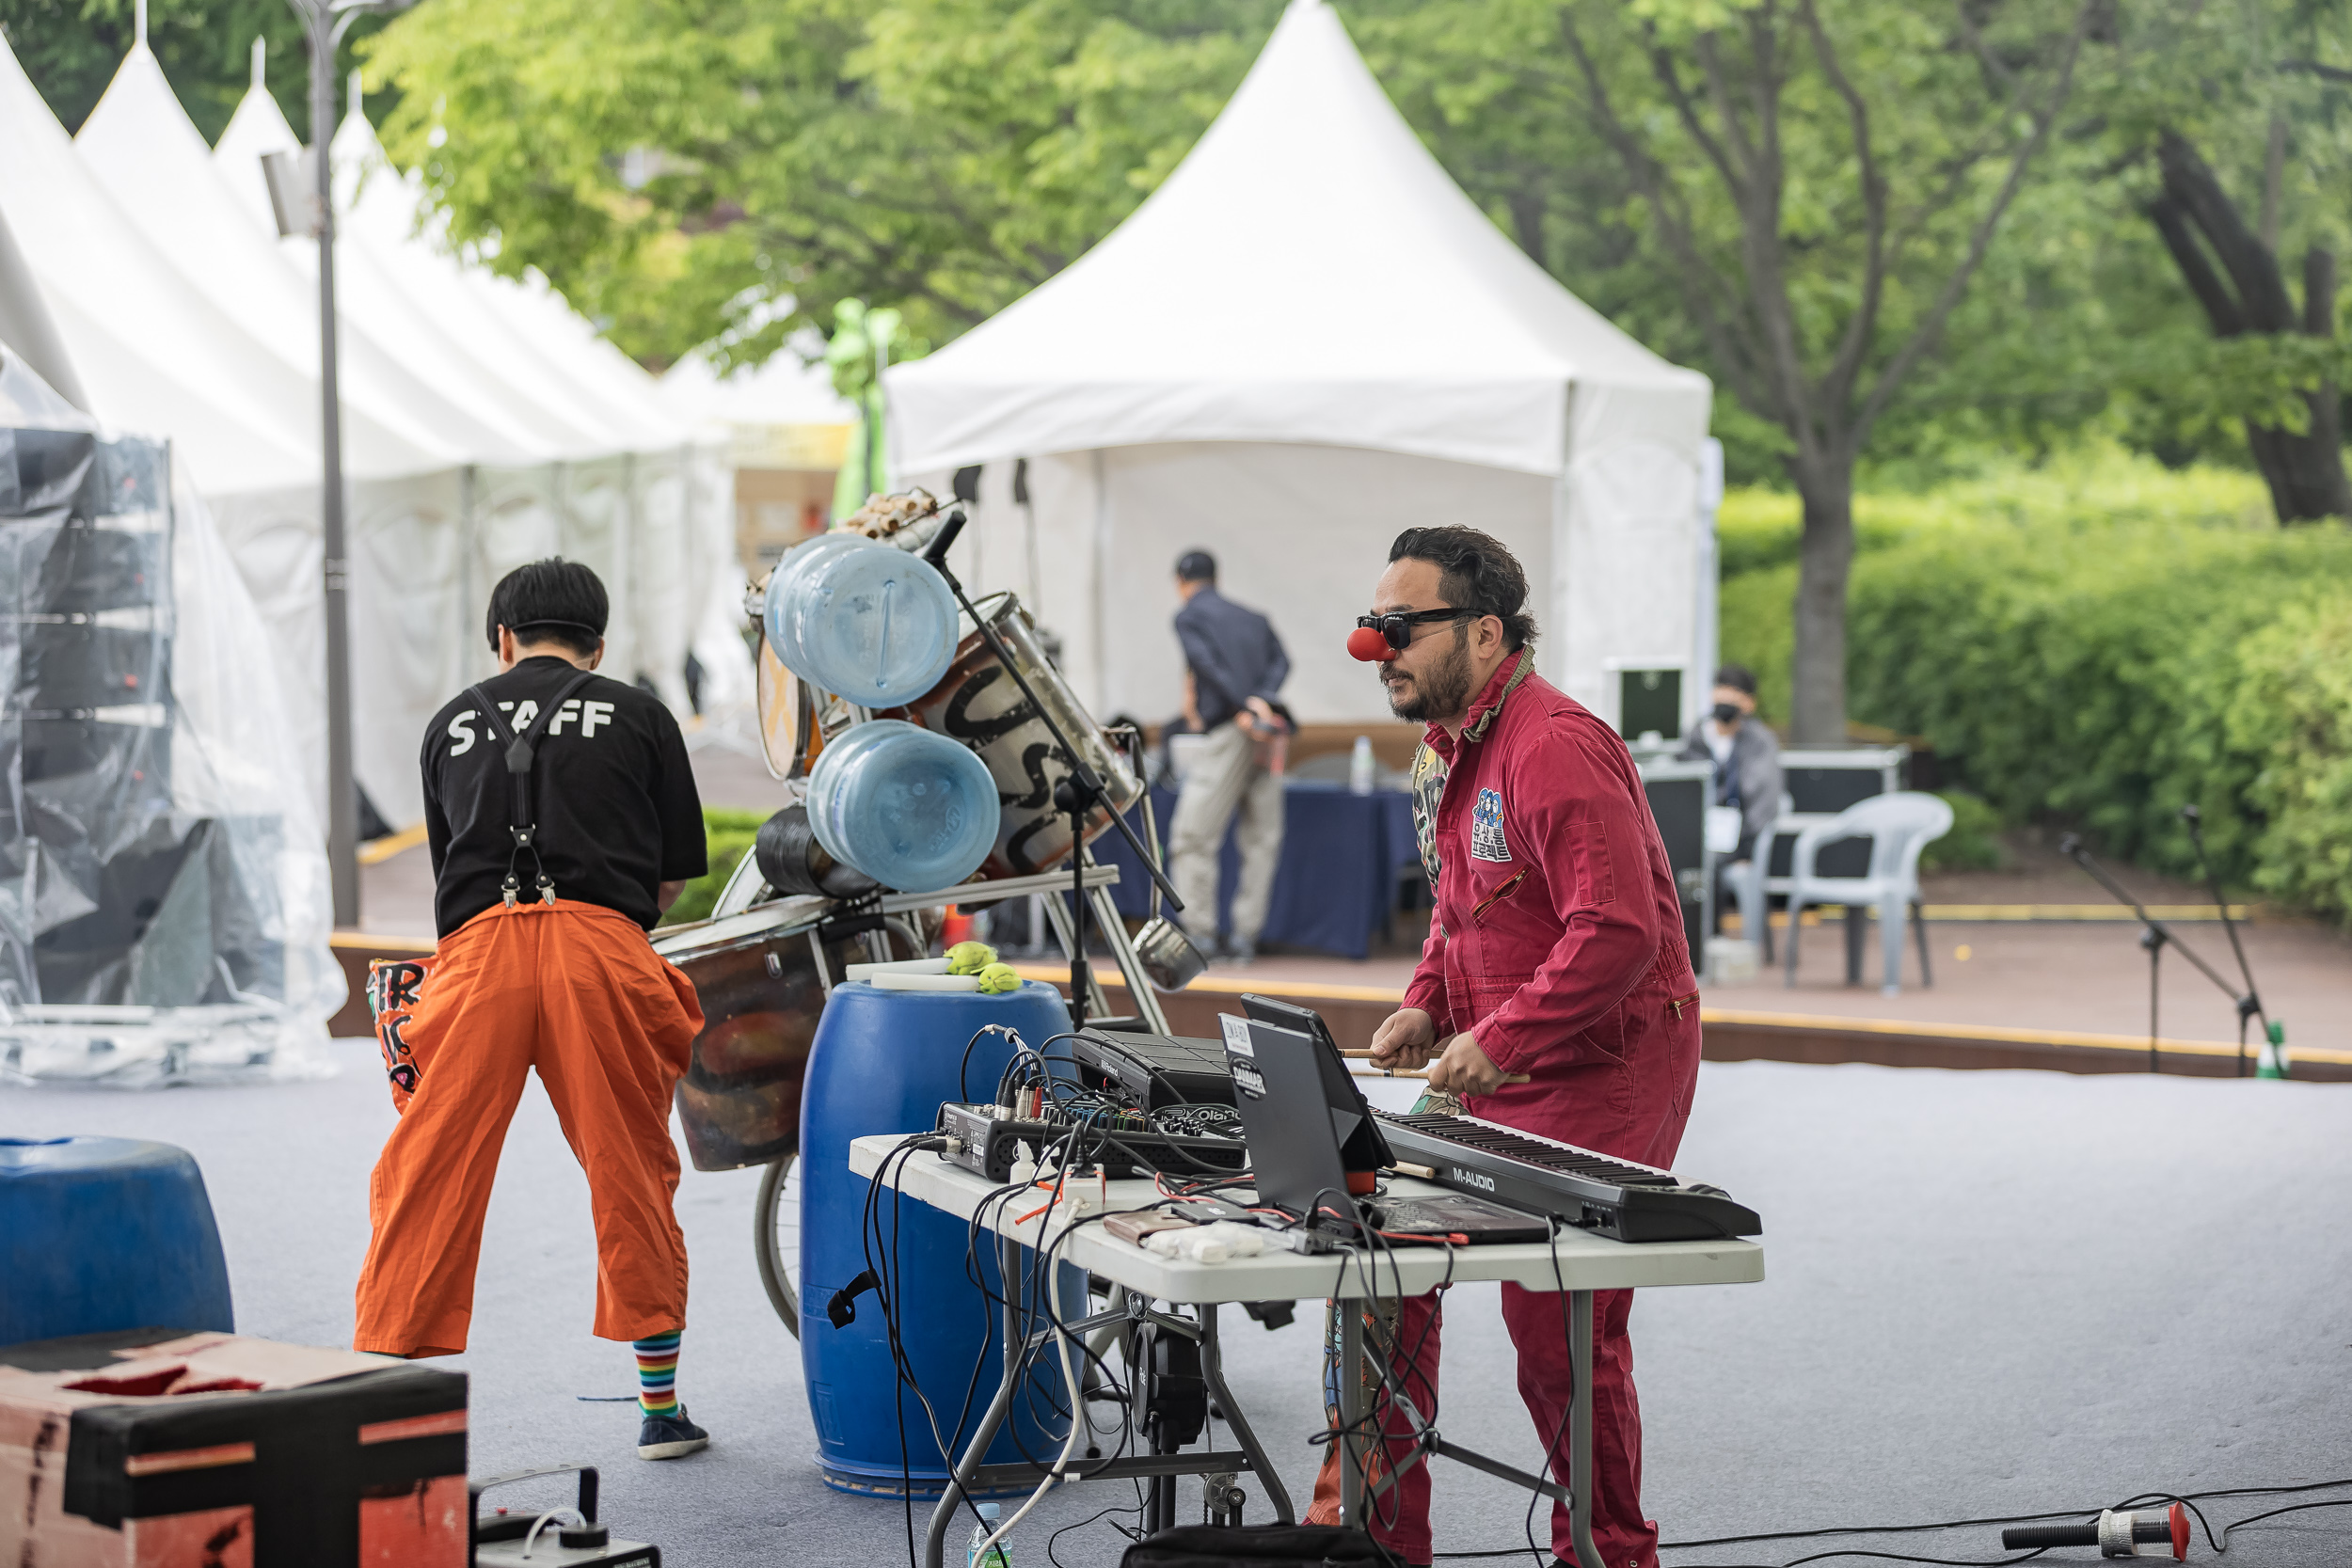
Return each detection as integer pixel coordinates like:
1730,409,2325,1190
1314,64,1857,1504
0,1330,467,1567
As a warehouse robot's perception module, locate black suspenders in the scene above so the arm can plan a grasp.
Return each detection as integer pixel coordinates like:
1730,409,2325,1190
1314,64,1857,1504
466,671,598,909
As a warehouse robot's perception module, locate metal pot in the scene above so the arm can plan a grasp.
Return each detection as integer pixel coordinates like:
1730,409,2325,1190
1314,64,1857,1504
1133,914,1207,993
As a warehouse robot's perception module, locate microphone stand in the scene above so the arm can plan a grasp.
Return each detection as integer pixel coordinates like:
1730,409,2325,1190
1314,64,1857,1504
2058,831,2253,1076
2178,805,2282,1078
917,505,1183,1028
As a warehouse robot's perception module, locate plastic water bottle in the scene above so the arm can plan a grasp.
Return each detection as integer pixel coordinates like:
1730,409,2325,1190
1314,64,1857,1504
967,1501,1011,1568
803,720,1002,891
1348,735,1376,795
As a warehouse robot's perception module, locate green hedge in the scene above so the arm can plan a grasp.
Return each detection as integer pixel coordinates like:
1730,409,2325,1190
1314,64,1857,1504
1718,452,2352,923
660,808,768,927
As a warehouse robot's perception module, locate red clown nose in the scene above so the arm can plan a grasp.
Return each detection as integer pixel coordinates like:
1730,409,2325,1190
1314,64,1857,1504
1346,626,1391,662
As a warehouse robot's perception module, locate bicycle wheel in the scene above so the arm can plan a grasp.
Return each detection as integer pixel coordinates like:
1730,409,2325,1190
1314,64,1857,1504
754,1150,803,1337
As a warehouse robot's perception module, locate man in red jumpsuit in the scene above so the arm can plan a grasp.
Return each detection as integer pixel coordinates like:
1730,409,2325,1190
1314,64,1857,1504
1310,525,1702,1568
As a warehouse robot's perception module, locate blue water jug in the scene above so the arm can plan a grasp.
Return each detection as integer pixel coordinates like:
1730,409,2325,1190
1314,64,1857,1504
771,536,960,707
805,720,1001,892
764,533,864,676
0,1136,233,1348
799,980,1081,1496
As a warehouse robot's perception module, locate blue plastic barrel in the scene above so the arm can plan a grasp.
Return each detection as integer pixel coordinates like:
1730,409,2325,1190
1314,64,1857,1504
0,1136,234,1349
800,980,1082,1496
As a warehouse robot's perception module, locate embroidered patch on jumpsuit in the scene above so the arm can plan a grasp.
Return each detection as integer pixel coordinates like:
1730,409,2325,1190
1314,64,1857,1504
1470,786,1511,862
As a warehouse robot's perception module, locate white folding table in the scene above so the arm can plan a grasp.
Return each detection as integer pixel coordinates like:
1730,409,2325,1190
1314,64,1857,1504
850,1134,1764,1568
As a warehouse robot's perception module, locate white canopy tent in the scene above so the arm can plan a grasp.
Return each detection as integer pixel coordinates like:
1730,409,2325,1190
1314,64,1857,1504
0,73,342,1045
659,334,857,736
189,68,752,823
887,0,1712,732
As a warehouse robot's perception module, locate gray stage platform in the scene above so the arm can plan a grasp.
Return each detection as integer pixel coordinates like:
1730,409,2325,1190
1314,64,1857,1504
5,1054,2346,1566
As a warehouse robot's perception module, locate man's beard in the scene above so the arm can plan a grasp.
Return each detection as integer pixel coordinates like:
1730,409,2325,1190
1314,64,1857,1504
1386,629,1474,722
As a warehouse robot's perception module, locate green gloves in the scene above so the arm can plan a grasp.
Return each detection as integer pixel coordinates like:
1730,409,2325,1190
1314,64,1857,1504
976,963,1022,994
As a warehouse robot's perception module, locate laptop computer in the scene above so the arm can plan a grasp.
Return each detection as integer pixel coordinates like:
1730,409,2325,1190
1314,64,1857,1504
1217,1011,1549,1245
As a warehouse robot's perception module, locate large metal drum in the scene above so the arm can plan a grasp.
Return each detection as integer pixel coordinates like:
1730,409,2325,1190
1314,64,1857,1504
897,592,1143,878
655,896,897,1173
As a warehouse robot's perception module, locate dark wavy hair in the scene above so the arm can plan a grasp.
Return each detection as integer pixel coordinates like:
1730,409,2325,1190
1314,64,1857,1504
1388,526,1538,651
485,558,609,657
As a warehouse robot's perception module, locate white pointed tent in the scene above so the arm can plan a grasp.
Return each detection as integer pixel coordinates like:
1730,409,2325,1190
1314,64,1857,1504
195,71,753,821
887,0,1712,729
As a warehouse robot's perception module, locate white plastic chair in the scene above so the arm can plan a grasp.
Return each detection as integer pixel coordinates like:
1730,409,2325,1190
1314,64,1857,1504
1781,792,1953,996
1732,792,1797,959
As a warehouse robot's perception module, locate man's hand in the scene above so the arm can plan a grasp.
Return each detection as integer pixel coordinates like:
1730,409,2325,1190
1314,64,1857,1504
1368,1007,1437,1070
1426,1031,1507,1097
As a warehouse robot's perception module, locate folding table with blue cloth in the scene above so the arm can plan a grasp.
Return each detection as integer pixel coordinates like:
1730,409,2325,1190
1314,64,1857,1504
1099,780,1422,959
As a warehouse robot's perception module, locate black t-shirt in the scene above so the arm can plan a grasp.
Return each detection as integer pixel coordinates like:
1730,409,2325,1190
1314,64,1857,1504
421,656,708,937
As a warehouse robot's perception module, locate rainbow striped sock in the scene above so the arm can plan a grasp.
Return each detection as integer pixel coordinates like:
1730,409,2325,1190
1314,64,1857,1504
633,1331,681,1418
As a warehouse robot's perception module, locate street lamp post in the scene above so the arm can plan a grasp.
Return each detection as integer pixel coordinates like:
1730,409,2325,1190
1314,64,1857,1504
284,0,411,927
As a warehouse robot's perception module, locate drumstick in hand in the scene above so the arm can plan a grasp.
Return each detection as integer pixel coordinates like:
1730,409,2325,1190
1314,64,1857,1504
1346,1063,1532,1084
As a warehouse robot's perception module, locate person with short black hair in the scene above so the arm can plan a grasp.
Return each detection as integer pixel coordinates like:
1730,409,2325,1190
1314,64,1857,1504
1168,548,1291,964
1677,661,1783,876
354,558,716,1463
1323,525,1700,1568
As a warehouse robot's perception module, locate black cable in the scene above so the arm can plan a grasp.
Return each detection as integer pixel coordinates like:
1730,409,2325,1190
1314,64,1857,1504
2221,1496,2352,1541
1641,1477,2352,1556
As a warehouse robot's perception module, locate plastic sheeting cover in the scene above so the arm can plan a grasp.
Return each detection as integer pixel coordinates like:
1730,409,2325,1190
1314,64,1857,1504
1,351,339,1086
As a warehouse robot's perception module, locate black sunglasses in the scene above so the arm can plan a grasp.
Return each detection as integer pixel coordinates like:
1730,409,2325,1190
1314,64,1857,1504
1355,608,1474,651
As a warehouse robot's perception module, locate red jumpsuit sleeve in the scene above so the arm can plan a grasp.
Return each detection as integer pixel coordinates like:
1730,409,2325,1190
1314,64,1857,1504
1402,919,1450,1033
1468,724,1662,1075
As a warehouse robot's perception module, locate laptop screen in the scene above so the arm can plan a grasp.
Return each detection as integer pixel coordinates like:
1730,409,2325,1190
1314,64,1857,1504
1237,993,1393,1171
1219,1014,1359,1227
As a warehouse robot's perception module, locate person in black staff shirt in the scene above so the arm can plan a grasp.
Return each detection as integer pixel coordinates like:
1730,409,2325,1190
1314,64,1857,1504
353,559,717,1463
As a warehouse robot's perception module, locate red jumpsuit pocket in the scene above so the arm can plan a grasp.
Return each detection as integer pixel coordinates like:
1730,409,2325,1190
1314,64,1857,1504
1561,818,1616,906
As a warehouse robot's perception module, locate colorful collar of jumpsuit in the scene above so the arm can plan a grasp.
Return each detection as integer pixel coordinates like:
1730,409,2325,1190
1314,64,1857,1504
1423,646,1534,761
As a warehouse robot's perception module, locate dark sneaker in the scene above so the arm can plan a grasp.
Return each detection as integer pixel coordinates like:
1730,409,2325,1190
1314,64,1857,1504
636,1405,709,1460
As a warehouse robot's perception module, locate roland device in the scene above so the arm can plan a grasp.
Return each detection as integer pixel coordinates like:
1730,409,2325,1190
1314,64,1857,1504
1067,1029,1236,1108
472,1465,658,1567
935,1101,1247,1181
1371,1111,1762,1243
1218,1012,1549,1244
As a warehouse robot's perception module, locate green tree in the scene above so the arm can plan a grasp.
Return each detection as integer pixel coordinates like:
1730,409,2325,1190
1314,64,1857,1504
2103,0,2352,522
0,0,379,144
1354,0,2108,743
357,0,1276,365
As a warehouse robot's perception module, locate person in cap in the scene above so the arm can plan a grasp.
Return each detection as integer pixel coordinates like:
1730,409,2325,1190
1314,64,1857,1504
1327,526,1702,1568
1168,548,1292,964
353,559,714,1461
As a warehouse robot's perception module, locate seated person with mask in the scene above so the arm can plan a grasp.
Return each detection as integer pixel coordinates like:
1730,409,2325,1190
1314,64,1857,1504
1677,664,1783,919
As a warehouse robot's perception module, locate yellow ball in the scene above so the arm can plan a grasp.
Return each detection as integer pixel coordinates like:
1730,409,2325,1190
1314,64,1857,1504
946,941,1000,975
976,963,1023,994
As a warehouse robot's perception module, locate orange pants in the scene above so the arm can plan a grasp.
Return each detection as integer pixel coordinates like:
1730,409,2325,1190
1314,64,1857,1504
353,900,704,1358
